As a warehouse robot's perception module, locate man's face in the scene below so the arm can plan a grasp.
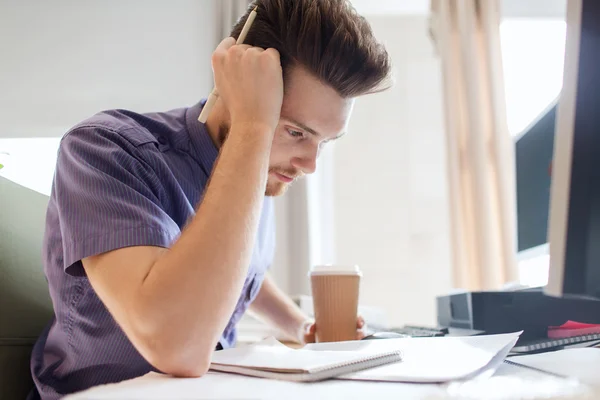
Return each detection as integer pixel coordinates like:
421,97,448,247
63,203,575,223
265,66,354,196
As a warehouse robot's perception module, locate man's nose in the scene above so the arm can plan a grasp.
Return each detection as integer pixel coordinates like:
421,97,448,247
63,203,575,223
291,144,318,175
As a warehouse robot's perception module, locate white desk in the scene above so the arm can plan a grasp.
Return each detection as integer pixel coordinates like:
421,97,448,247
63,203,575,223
66,350,600,400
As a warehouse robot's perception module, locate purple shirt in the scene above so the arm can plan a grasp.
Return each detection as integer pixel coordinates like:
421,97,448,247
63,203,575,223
29,101,275,399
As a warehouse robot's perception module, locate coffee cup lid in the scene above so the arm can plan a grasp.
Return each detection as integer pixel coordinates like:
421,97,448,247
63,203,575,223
308,265,362,276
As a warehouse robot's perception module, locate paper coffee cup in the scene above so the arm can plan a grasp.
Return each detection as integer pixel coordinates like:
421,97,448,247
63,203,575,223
309,265,362,343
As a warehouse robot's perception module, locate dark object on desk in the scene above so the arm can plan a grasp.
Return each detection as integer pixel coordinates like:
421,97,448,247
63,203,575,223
436,288,600,344
510,333,600,355
362,332,410,340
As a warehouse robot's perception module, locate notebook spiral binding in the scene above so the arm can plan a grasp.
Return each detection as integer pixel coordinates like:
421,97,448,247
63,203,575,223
503,359,567,379
308,350,404,380
211,350,403,383
511,333,600,354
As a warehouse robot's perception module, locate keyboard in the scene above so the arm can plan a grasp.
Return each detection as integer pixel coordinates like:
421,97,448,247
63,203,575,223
388,325,449,337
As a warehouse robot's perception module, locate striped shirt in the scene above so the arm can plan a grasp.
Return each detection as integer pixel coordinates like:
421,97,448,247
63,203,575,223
29,100,275,399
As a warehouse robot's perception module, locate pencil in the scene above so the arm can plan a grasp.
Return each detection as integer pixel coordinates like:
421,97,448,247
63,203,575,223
198,6,258,123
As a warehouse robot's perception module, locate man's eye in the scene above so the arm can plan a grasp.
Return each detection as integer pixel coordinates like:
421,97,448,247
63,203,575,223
287,129,304,138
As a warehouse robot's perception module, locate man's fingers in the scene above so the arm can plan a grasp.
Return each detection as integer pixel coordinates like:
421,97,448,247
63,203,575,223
357,316,365,328
216,37,236,52
303,324,317,345
357,316,367,340
264,47,281,62
212,38,236,67
248,48,266,58
214,39,253,59
229,44,253,52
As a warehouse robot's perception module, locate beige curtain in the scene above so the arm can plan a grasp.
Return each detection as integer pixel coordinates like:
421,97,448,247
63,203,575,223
429,0,519,290
217,0,253,40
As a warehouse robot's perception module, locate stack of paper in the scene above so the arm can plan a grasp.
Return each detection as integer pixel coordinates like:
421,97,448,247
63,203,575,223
304,331,521,383
211,332,521,383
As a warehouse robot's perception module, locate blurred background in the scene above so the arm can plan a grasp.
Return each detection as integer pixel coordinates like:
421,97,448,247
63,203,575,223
0,0,566,332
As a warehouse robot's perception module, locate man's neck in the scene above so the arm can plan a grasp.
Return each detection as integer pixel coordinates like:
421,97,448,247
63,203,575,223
204,98,228,150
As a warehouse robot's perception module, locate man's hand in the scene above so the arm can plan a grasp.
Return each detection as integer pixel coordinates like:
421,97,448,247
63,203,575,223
248,275,368,345
301,316,367,344
211,37,284,132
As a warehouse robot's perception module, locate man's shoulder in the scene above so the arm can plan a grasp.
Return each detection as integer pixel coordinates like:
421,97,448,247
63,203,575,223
63,105,189,150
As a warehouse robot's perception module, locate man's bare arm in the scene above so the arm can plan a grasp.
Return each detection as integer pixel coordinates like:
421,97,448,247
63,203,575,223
82,38,284,377
248,274,310,343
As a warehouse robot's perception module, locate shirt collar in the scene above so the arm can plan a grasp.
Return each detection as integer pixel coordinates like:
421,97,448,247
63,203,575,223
185,99,220,174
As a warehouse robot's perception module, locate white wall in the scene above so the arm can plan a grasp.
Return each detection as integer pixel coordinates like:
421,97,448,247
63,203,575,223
333,15,452,327
0,0,217,138
271,191,292,293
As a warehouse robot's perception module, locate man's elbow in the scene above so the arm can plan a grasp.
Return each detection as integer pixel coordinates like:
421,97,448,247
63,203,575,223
129,299,214,377
131,319,213,377
144,345,212,378
156,357,211,378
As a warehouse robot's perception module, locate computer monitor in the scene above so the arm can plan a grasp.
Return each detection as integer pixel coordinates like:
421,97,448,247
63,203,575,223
545,0,600,300
515,101,556,256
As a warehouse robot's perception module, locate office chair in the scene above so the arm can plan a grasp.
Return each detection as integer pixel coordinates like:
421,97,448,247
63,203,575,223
0,176,53,399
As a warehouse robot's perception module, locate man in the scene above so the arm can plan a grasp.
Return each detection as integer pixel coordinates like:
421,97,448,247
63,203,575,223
29,0,392,398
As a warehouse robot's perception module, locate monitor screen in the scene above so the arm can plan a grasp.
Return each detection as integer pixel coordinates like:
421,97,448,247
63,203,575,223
516,101,556,254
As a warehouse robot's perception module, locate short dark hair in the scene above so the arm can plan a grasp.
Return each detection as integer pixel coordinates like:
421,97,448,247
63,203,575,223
231,0,392,98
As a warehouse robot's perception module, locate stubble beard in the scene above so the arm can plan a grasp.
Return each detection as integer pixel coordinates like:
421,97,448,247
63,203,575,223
218,122,299,197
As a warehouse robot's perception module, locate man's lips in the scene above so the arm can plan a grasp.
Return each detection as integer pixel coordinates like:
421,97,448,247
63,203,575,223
273,172,294,183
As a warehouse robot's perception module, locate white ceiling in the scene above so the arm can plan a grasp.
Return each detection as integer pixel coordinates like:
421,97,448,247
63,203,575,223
350,0,566,18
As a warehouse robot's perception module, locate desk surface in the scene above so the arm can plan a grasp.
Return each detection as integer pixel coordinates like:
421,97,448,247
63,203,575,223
65,360,598,400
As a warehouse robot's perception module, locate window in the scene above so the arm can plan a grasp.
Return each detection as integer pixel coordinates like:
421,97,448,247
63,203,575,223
0,138,61,196
500,19,566,286
500,19,566,137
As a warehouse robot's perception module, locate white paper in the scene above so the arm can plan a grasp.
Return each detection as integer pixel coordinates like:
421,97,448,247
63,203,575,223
304,331,521,383
509,348,600,386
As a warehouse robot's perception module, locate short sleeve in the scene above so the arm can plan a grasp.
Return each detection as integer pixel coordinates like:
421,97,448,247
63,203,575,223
53,125,180,275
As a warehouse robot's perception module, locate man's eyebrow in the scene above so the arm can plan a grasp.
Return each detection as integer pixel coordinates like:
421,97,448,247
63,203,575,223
283,117,346,140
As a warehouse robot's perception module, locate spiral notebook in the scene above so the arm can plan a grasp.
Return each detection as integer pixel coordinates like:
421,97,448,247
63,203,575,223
209,338,402,382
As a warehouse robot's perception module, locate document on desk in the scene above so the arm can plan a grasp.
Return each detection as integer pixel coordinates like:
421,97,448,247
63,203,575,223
304,331,522,383
509,348,600,386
